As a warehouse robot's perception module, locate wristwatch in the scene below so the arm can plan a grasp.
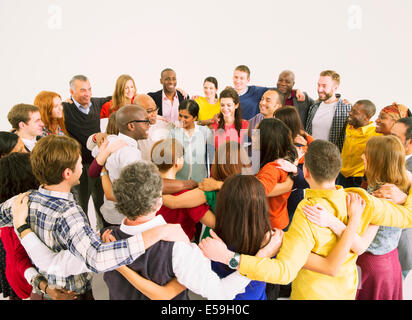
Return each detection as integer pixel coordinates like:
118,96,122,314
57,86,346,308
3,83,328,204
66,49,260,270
17,223,31,236
31,274,47,295
228,252,240,270
100,171,109,177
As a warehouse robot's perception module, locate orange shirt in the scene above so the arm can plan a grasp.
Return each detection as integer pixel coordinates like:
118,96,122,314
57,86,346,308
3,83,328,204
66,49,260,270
256,162,290,229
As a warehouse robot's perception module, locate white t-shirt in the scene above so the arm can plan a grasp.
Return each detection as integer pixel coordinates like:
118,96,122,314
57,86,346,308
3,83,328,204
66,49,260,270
311,102,337,141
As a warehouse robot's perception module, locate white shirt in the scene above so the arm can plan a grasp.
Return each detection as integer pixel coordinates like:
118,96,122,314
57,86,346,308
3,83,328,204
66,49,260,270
137,118,173,161
162,91,180,125
20,215,249,300
99,133,142,224
311,101,337,141
21,137,37,152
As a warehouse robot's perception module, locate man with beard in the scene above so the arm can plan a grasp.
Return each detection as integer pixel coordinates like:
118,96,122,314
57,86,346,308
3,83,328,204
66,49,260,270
337,100,379,188
305,70,352,151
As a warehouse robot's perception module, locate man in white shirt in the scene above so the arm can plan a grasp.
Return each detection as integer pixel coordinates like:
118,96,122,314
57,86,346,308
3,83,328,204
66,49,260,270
305,70,352,151
7,103,44,151
134,94,173,161
100,104,150,225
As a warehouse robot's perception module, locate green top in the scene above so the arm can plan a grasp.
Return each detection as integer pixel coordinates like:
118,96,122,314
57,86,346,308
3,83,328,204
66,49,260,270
201,190,217,240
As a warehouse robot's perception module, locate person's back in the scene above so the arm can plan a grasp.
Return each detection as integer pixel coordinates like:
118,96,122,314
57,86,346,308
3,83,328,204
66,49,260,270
103,221,188,300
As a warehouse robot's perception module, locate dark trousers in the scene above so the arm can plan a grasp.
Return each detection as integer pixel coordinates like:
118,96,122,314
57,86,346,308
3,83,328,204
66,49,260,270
72,163,108,230
336,173,364,189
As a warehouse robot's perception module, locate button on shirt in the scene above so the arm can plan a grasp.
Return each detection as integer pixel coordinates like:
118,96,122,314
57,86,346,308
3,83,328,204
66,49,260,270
162,91,180,124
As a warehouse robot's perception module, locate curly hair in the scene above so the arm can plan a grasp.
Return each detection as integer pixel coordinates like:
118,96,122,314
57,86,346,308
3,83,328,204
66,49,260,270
112,161,163,219
0,152,40,202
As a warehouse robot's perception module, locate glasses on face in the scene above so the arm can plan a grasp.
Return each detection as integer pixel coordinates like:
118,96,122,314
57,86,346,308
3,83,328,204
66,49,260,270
146,107,159,114
127,119,151,125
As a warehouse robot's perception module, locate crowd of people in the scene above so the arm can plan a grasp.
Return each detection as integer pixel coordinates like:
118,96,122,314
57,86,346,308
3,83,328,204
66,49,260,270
0,65,412,301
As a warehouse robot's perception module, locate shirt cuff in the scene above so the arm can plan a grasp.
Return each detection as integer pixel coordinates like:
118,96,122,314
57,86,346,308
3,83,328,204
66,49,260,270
24,267,39,285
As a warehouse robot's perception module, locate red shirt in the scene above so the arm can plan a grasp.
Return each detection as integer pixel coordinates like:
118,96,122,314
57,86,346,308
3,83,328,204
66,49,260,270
0,227,33,299
284,90,296,106
157,190,210,240
211,120,249,148
100,96,135,119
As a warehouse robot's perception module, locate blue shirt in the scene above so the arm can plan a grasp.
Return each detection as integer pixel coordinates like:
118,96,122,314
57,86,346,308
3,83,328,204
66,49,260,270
239,86,270,120
72,96,92,114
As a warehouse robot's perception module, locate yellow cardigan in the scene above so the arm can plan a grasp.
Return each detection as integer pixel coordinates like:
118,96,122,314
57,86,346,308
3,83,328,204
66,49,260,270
238,186,412,300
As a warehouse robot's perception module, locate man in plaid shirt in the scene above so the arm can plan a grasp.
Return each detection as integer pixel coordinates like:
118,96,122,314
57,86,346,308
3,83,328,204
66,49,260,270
305,70,352,151
0,135,187,299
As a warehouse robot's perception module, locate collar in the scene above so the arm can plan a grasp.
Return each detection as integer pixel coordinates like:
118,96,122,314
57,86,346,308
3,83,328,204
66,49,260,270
120,215,166,235
304,185,345,201
238,86,249,97
162,90,178,100
117,132,138,148
38,186,75,201
72,97,92,113
406,154,412,161
348,121,376,134
287,90,296,100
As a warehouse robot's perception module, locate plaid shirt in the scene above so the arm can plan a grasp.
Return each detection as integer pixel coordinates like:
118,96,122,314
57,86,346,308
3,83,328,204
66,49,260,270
305,98,352,151
0,187,145,294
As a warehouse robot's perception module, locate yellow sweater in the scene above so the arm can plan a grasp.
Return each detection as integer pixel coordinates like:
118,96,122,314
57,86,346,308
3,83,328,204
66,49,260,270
239,186,412,300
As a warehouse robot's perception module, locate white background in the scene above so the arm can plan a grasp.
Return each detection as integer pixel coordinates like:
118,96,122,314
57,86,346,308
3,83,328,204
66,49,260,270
0,0,411,131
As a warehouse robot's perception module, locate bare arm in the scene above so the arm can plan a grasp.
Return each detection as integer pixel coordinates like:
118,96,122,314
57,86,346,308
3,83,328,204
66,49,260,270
162,188,207,209
199,210,216,229
162,179,198,195
101,167,116,202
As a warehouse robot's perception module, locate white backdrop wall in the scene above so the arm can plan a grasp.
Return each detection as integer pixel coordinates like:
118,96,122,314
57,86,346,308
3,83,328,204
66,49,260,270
1,0,411,131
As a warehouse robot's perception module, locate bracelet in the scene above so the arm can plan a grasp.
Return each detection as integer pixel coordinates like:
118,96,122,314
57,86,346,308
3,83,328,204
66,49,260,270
17,223,31,236
92,134,97,143
100,171,109,177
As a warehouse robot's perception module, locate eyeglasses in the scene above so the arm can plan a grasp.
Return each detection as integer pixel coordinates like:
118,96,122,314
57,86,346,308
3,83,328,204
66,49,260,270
127,119,151,125
146,107,159,114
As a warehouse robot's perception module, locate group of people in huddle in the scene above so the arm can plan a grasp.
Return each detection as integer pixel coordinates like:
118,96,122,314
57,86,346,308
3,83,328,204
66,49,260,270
0,64,412,301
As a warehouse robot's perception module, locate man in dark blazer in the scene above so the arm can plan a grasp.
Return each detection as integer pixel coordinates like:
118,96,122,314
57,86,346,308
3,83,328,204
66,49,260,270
148,68,188,124
63,74,111,230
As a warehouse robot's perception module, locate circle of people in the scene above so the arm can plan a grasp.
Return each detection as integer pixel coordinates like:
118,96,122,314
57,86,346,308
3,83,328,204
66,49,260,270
1,65,412,301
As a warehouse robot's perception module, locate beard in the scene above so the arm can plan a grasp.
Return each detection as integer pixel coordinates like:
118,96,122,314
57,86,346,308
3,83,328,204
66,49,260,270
318,91,333,102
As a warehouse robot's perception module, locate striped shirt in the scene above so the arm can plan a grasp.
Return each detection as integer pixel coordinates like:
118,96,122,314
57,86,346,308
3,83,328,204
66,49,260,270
0,187,145,294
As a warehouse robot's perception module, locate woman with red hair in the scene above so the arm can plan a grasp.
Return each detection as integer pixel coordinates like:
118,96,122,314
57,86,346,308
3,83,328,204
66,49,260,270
34,91,68,137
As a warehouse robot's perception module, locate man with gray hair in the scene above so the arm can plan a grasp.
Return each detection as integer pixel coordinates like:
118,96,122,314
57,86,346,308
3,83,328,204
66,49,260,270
103,161,250,300
98,104,150,225
63,75,111,230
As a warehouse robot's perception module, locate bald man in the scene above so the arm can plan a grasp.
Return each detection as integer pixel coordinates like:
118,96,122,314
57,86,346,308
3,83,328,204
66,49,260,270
276,70,315,128
100,104,150,225
248,89,283,133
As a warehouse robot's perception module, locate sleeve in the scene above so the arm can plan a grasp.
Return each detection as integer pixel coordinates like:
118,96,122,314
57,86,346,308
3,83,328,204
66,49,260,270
88,158,103,178
0,196,16,228
186,203,210,222
20,232,91,276
256,164,282,195
238,206,316,285
100,101,112,119
11,229,36,280
57,205,145,273
172,242,249,300
86,134,97,152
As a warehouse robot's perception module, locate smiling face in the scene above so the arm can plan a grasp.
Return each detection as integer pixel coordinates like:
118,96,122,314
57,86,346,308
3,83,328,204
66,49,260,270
259,90,281,117
124,79,136,100
51,96,63,119
317,76,338,102
203,81,217,100
375,111,396,135
233,70,250,93
161,70,177,94
23,111,44,137
348,103,368,128
178,109,197,130
277,72,295,95
70,80,92,106
220,97,238,118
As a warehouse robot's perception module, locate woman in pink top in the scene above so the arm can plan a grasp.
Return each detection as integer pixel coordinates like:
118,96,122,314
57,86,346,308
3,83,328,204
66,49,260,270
211,88,249,149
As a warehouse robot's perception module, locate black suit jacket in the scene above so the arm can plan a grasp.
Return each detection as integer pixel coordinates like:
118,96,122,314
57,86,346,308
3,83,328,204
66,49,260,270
147,90,187,116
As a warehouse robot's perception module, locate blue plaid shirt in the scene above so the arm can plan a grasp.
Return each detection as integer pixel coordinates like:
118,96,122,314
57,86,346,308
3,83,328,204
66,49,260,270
0,187,145,294
305,98,352,151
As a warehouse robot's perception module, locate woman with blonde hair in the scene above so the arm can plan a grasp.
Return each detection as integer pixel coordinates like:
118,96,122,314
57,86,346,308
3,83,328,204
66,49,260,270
34,91,68,137
100,74,137,118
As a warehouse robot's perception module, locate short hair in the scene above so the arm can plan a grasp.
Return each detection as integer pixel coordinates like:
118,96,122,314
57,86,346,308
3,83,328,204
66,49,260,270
151,138,184,172
178,99,199,119
320,70,340,85
0,132,19,158
113,161,162,219
69,75,89,89
234,65,251,78
7,104,40,130
0,152,40,203
30,135,81,185
160,68,175,78
304,140,342,183
397,117,412,141
356,99,376,118
265,89,284,106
